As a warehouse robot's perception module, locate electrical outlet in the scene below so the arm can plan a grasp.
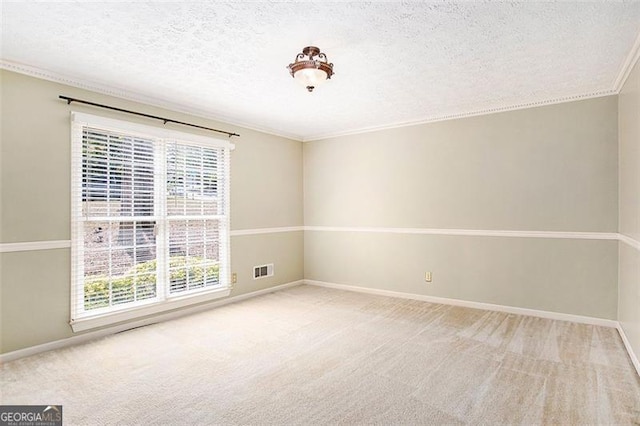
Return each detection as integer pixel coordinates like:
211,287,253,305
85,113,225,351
425,271,432,282
232,273,237,284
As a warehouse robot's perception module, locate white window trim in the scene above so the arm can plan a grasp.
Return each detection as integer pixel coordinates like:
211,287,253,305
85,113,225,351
70,288,231,332
70,112,234,332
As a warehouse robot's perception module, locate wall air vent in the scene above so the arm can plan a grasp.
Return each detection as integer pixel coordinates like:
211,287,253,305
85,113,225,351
253,263,274,279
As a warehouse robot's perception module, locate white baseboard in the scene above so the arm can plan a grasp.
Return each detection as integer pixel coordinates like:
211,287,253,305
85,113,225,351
309,279,640,378
4,278,637,380
304,279,619,328
617,323,640,378
0,280,304,364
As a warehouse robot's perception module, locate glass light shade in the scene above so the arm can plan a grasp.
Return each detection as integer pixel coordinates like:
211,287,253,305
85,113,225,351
294,67,328,88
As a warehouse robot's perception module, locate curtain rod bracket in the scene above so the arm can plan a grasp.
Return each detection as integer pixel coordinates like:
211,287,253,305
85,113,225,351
59,95,240,138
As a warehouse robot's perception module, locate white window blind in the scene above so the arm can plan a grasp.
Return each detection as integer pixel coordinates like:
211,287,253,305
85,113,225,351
70,112,233,331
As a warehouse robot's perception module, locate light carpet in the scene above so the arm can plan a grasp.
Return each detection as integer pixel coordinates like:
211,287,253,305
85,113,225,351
1,284,639,424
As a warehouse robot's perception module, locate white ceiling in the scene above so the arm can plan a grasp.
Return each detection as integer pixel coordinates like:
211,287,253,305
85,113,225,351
2,1,640,141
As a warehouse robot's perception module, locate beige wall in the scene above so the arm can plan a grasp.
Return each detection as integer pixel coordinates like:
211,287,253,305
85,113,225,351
618,58,640,359
305,232,617,319
0,68,629,355
304,96,619,319
0,70,304,353
305,98,618,231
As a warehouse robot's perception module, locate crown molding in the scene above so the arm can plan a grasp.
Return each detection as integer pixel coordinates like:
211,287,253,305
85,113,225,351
0,58,625,143
613,30,640,94
0,60,303,142
302,90,616,142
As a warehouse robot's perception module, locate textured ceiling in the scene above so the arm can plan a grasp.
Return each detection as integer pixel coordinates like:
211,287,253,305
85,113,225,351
2,1,640,141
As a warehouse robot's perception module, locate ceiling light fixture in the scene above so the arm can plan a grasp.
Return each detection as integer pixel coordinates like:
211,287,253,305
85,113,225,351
287,46,334,92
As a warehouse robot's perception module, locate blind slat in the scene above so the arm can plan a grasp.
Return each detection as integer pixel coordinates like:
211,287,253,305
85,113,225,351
72,122,230,321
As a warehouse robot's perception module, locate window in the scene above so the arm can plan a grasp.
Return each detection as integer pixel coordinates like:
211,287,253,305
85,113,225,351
70,112,233,331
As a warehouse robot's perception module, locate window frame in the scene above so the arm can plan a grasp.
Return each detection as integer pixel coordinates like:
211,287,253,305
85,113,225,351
70,112,234,332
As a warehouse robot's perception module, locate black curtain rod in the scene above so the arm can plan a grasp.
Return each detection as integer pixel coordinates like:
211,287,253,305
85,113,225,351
59,95,240,138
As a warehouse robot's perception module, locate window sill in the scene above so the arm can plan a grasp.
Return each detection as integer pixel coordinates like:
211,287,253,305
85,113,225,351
70,287,231,332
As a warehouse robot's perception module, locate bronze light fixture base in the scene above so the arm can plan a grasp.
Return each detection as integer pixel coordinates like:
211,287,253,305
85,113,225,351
287,46,334,92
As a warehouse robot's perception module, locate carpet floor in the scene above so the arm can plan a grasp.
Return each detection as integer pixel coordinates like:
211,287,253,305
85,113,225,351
1,284,639,425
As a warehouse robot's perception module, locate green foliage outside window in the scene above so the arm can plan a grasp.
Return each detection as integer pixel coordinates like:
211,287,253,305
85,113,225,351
84,256,219,310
